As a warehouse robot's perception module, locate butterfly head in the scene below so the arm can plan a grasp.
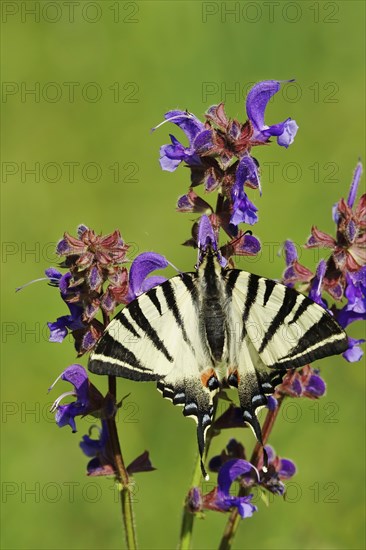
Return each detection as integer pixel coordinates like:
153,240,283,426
197,215,227,269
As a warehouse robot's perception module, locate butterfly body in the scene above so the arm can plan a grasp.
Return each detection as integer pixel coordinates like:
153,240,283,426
89,248,348,472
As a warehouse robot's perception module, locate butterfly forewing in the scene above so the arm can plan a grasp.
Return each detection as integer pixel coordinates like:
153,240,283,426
227,270,348,369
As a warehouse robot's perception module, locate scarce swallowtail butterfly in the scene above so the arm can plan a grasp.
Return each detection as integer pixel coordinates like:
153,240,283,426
88,218,348,478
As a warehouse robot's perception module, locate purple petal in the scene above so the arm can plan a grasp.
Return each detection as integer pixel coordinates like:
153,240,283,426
55,404,78,431
246,80,281,133
129,252,169,299
278,458,296,479
45,267,62,280
218,459,258,495
140,276,167,294
89,265,102,291
308,260,328,308
291,378,303,396
240,234,261,255
235,156,261,192
56,238,69,255
193,129,214,154
188,487,202,512
164,110,205,143
61,364,89,392
284,240,298,265
47,320,68,343
198,215,218,252
220,494,257,518
246,80,298,147
80,422,108,457
305,374,326,397
159,142,184,172
264,445,276,463
276,119,299,148
77,224,88,238
343,337,365,362
230,188,258,227
266,395,278,411
58,272,72,295
332,202,340,224
347,161,363,208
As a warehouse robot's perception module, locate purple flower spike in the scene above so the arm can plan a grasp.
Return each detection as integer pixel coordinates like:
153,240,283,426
347,161,363,208
127,252,169,301
246,80,298,147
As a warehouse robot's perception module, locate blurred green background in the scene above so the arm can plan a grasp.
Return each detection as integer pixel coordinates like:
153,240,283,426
1,1,365,549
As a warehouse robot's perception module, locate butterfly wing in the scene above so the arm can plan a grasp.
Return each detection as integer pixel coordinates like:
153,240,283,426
225,269,348,440
89,273,217,471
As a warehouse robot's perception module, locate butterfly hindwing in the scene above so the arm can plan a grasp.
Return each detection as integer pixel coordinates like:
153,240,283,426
227,270,348,369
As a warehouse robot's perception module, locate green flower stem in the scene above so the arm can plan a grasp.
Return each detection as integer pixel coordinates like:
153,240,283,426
218,397,284,550
108,375,138,550
178,398,219,550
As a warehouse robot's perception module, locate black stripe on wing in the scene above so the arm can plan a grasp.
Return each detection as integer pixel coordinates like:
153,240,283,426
271,313,348,369
161,281,196,355
242,274,260,339
180,272,198,302
147,287,163,315
225,270,241,299
263,279,276,307
258,286,298,353
128,299,173,363
115,314,140,339
89,332,157,381
289,295,313,325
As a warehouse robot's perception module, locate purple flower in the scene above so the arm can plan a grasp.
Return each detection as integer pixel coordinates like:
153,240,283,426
336,267,366,328
47,272,84,343
258,445,297,496
347,161,363,209
198,215,227,267
246,80,299,148
157,111,208,171
235,155,261,194
127,252,169,301
342,337,365,363
49,364,103,432
80,421,116,476
201,459,258,518
276,365,326,399
308,260,328,309
230,183,258,227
